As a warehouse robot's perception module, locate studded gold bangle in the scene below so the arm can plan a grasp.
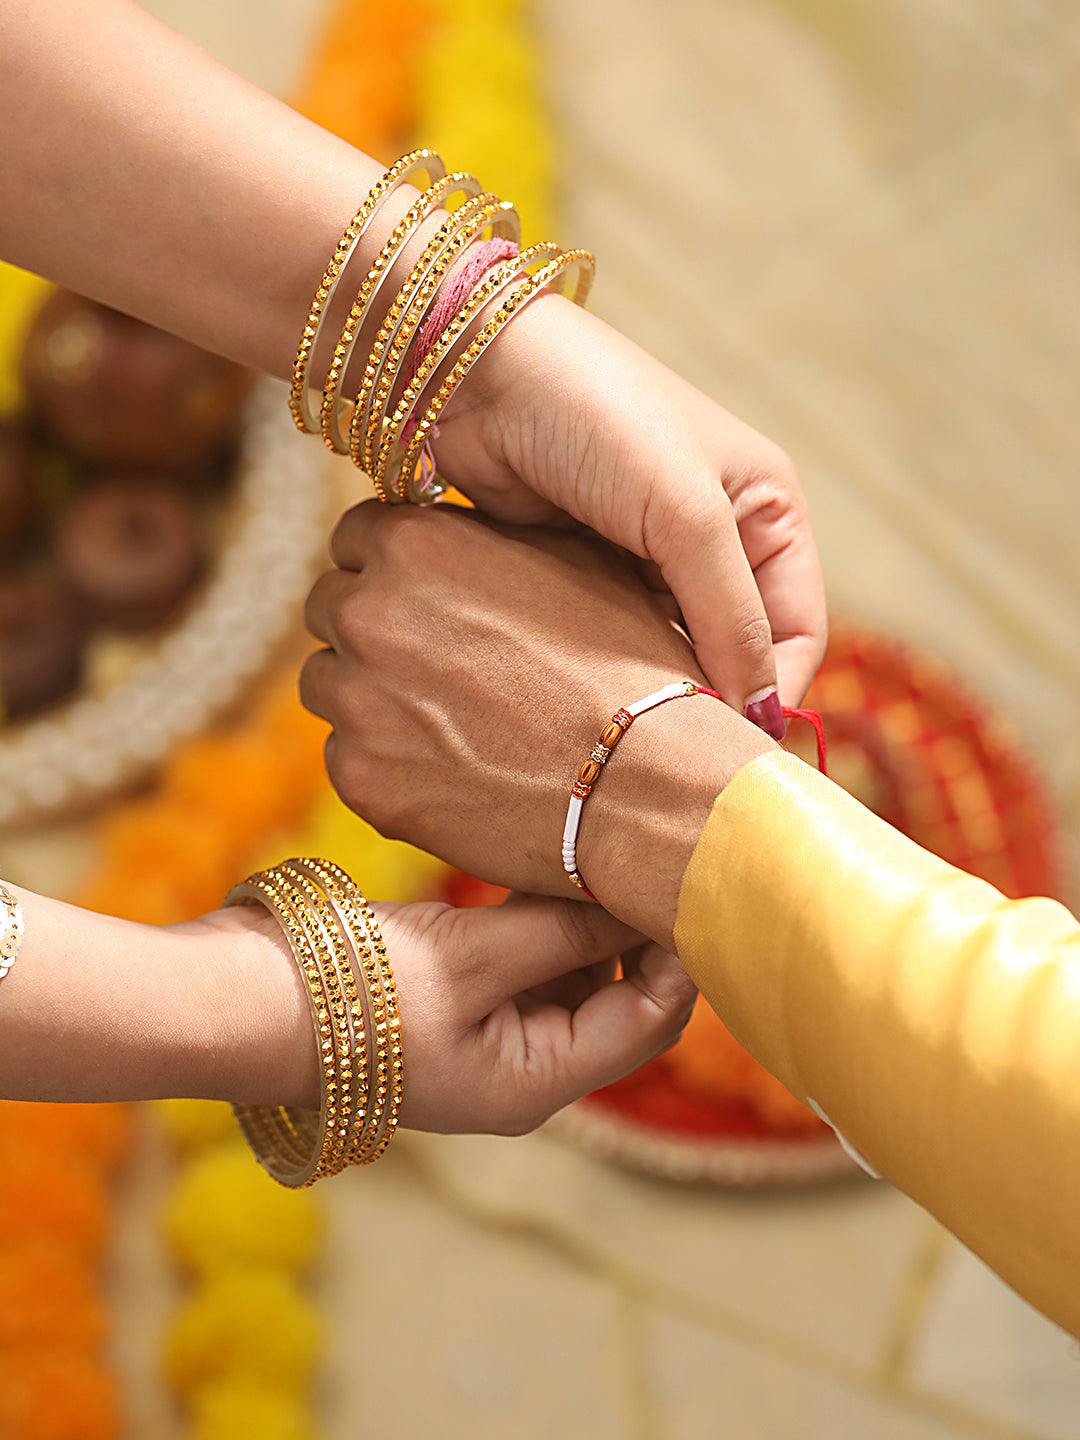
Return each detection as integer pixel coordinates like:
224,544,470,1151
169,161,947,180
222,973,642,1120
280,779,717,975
386,247,596,504
319,170,484,456
223,858,402,1188
0,880,24,983
372,240,562,490
289,148,447,435
225,868,342,1186
299,858,404,1165
347,196,521,481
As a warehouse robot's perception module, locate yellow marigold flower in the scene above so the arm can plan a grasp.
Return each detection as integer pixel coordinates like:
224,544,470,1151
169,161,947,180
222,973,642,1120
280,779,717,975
163,1267,321,1396
163,1143,321,1277
189,1380,316,1440
153,1099,239,1155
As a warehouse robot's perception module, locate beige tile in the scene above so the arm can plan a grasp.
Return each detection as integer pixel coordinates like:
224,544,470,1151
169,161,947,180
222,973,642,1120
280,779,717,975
908,1241,1080,1440
395,1129,936,1372
320,1144,638,1440
647,1309,977,1440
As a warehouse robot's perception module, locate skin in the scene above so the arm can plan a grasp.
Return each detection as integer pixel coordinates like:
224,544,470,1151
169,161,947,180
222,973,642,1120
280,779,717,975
303,504,776,950
0,0,826,713
0,0,810,1119
0,883,695,1133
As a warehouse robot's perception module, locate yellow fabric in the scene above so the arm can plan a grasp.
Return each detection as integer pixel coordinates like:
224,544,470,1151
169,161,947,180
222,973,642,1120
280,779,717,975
674,750,1080,1338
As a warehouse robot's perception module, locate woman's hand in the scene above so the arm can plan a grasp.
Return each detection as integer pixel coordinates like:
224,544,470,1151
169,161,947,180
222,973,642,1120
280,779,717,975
429,295,826,725
376,895,695,1134
302,503,774,941
2,882,693,1127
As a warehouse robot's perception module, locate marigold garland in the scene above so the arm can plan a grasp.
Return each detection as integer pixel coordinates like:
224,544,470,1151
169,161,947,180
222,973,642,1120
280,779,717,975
60,3,558,1435
414,0,555,241
0,1102,132,1440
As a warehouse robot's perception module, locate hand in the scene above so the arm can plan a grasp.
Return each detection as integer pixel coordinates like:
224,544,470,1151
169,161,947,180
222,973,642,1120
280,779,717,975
376,895,695,1134
428,295,827,723
302,504,773,940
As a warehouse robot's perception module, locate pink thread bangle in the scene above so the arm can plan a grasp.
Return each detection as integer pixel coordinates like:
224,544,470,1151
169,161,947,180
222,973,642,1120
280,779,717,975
562,686,828,899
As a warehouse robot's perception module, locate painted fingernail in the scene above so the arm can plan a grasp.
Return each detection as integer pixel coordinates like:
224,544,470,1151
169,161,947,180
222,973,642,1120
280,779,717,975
744,687,787,741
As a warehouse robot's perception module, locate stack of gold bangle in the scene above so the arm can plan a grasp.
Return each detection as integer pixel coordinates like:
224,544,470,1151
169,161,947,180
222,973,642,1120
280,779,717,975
289,147,596,505
223,858,403,1188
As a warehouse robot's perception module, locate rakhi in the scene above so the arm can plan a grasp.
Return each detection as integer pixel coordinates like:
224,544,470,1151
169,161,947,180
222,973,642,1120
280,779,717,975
562,684,827,900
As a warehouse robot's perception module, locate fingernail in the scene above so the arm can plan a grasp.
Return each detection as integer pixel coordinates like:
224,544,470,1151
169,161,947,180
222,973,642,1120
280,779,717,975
744,687,786,741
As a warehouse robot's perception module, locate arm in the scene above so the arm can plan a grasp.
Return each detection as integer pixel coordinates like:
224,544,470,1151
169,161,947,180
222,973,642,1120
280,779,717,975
0,880,696,1133
304,503,1080,1336
0,0,825,710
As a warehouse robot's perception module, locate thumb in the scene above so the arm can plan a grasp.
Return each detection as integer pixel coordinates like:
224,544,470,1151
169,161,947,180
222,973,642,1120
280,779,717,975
453,894,643,1010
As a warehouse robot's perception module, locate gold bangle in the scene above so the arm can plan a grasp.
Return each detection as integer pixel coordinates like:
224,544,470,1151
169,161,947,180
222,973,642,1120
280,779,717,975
289,148,447,436
388,248,596,504
349,195,520,478
0,879,24,983
297,859,404,1165
348,197,520,487
279,860,372,1165
319,170,485,456
225,869,343,1187
372,241,562,490
274,866,361,1175
223,858,402,1187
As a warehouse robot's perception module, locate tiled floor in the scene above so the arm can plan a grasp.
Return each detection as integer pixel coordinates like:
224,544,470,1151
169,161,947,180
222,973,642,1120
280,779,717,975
99,0,1080,1434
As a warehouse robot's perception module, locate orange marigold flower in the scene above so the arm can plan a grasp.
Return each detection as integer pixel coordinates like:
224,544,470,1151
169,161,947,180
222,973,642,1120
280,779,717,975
0,1349,119,1440
0,1101,132,1175
0,1157,109,1262
0,1240,105,1350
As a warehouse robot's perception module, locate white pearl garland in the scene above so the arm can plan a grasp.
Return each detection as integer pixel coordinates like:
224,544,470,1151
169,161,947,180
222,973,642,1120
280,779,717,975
0,379,332,826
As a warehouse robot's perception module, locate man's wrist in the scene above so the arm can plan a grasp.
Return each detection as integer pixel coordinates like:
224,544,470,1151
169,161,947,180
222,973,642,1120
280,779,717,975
576,694,774,950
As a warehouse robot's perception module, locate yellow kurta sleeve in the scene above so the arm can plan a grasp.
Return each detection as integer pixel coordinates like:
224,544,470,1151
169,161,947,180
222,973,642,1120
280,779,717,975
674,750,1080,1337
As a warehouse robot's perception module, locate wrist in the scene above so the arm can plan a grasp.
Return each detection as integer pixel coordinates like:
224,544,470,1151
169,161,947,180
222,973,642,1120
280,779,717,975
574,693,775,949
182,906,320,1108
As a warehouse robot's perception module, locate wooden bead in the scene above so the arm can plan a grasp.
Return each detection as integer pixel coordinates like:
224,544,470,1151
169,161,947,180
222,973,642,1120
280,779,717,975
599,721,624,749
578,759,602,787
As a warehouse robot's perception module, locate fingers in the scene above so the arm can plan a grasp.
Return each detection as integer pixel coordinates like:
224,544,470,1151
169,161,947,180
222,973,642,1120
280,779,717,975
442,895,642,1014
303,567,358,649
518,945,698,1112
645,483,785,737
326,497,383,571
735,494,828,707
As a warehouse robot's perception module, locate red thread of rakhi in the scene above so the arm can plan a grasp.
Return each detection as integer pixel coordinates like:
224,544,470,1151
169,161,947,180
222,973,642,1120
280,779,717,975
563,685,828,902
694,688,829,777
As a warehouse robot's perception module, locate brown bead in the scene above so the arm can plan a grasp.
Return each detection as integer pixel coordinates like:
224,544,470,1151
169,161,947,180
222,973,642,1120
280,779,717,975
578,758,602,787
599,721,624,749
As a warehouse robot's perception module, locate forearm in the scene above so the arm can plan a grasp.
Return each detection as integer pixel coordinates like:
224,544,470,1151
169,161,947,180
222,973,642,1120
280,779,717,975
0,0,401,377
675,751,1080,1337
0,884,318,1105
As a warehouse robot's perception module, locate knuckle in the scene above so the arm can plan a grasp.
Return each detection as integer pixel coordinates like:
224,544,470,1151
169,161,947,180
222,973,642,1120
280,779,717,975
732,608,774,658
297,649,331,718
328,498,381,568
333,590,369,653
553,899,604,967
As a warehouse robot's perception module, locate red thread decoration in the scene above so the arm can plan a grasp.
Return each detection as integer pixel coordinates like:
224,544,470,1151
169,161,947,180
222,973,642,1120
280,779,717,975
783,706,828,776
695,688,828,777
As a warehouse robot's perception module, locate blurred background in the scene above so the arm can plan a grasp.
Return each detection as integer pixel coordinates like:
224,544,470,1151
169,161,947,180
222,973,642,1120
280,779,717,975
1,1,1078,1437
